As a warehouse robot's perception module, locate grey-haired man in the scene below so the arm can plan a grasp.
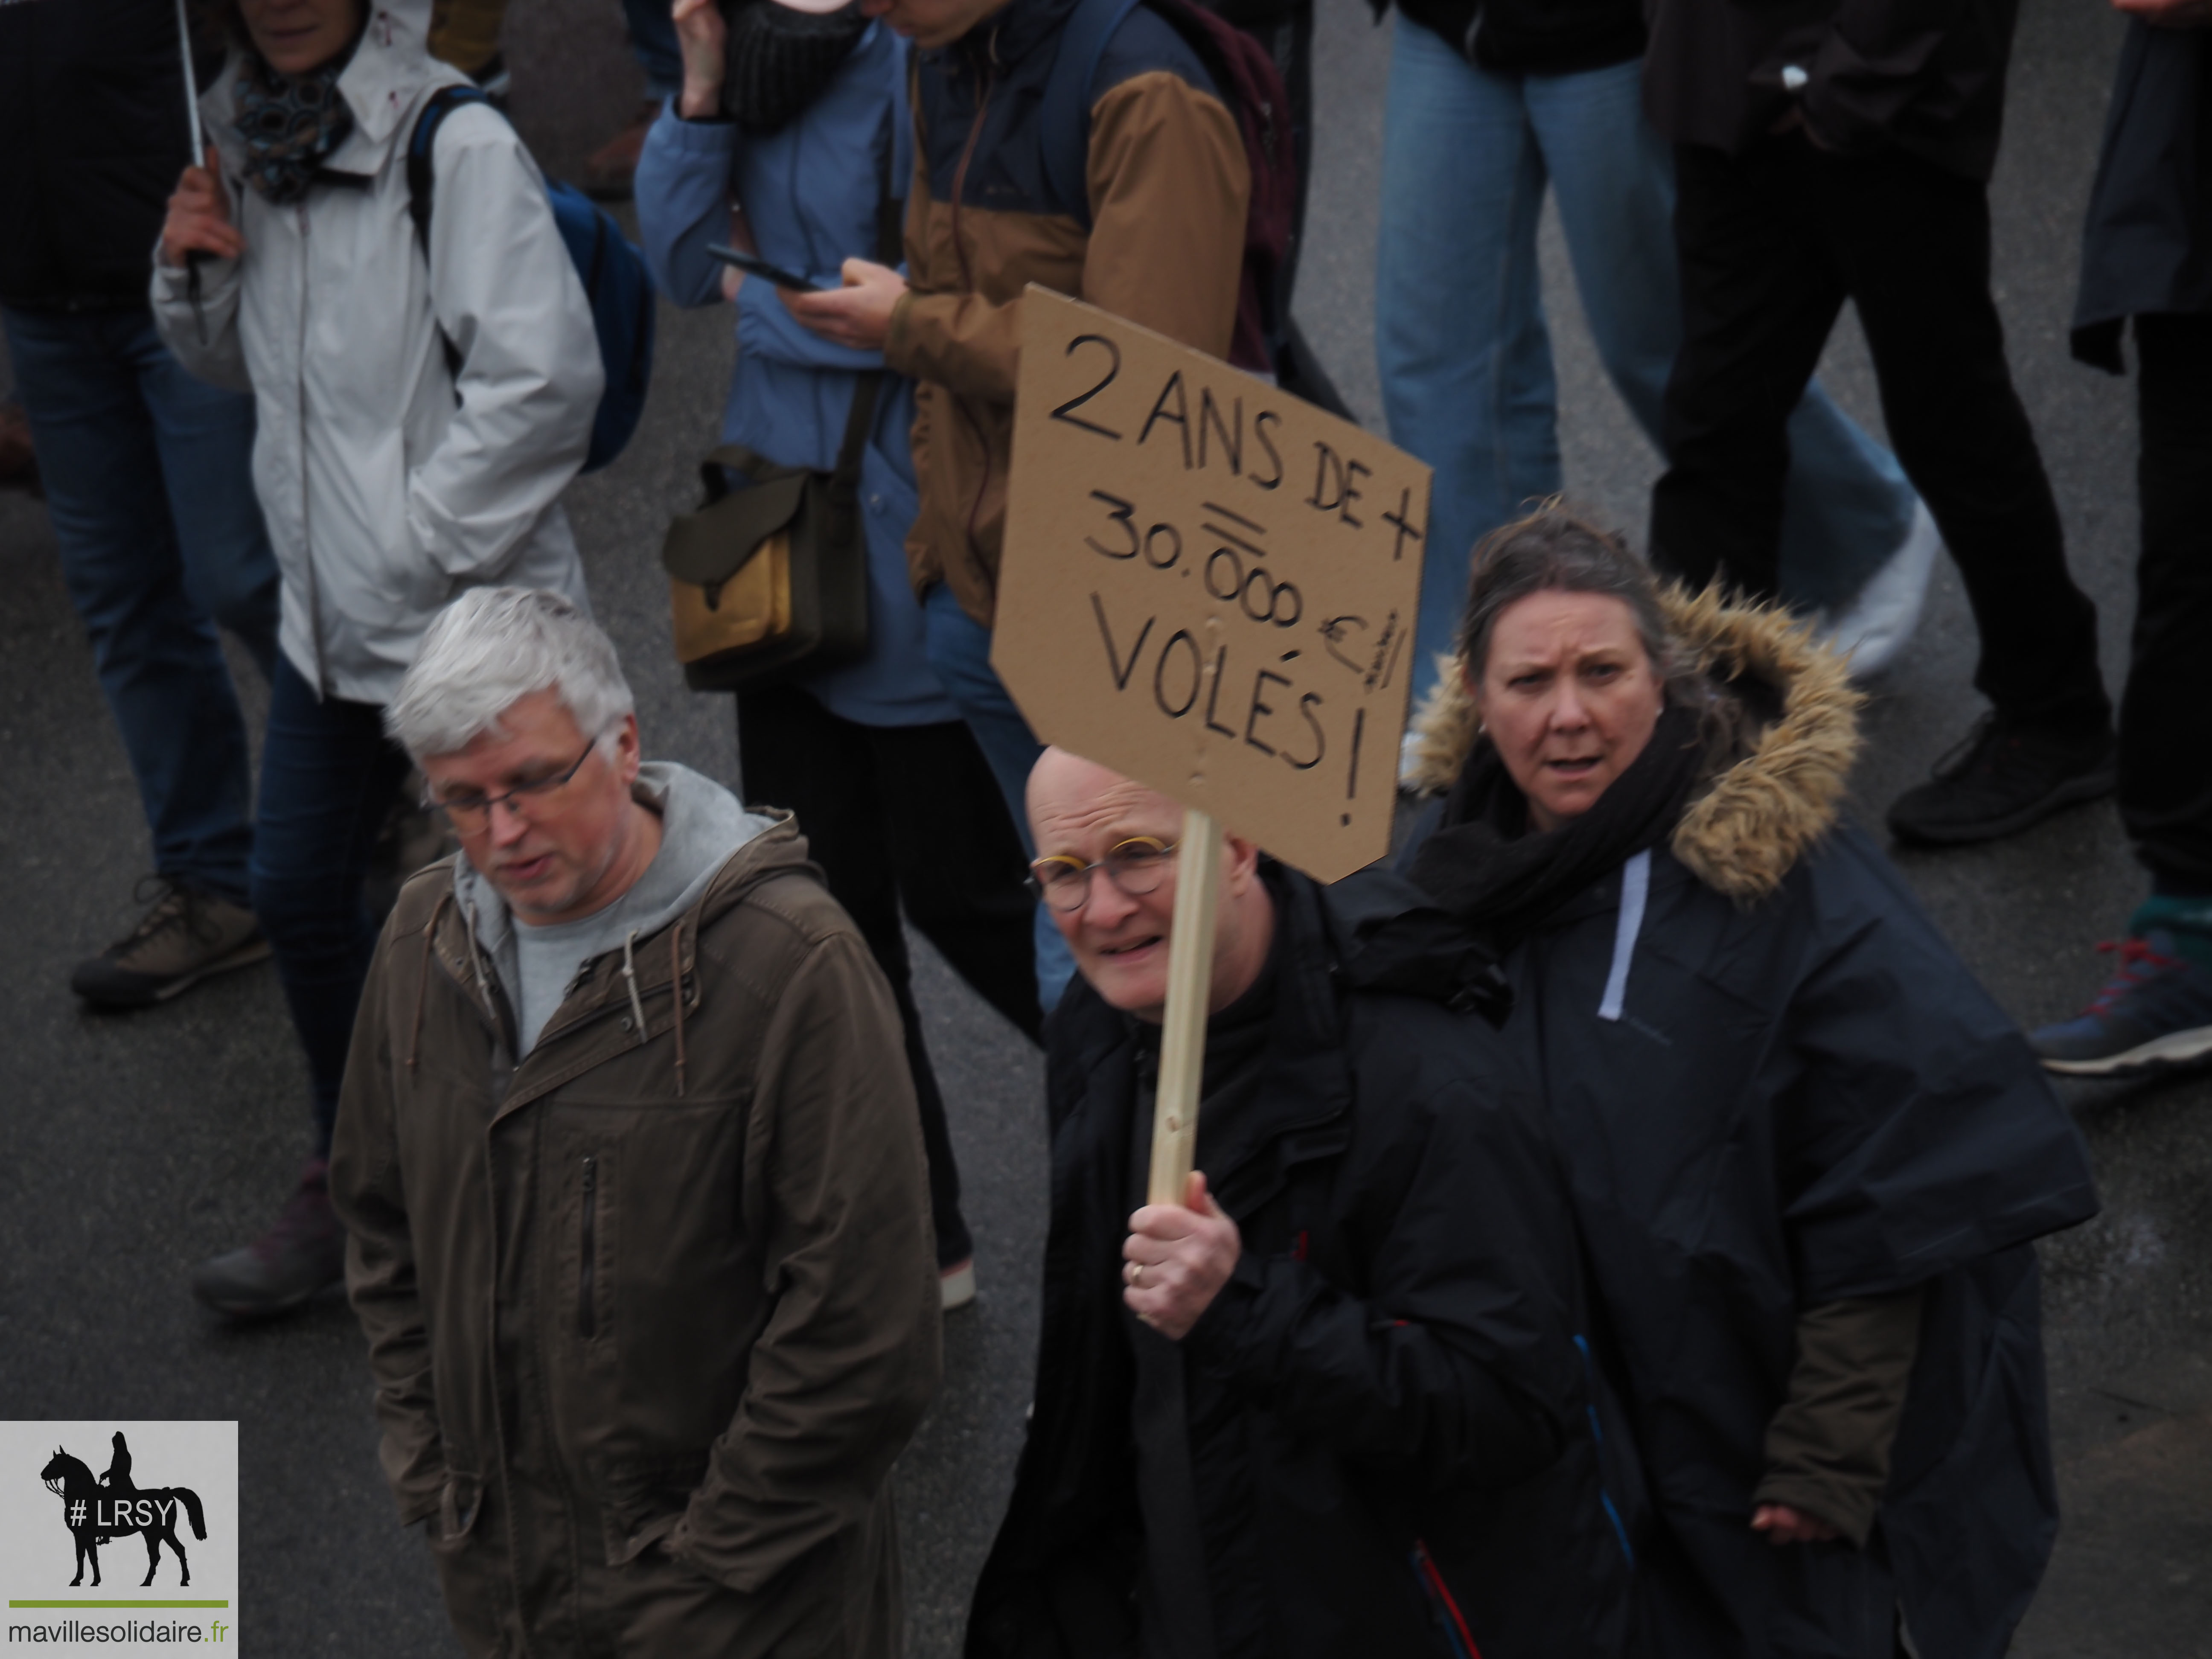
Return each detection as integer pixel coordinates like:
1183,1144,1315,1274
331,587,939,1656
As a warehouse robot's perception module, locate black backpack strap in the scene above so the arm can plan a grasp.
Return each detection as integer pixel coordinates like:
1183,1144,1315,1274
406,83,491,256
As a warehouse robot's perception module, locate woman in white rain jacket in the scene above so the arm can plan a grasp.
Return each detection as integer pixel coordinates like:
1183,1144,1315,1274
152,0,601,1319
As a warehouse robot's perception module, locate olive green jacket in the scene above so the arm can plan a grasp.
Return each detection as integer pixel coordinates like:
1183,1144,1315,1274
332,816,941,1657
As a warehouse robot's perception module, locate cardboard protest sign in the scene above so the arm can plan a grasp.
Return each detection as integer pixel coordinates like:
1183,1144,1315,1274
992,286,1432,885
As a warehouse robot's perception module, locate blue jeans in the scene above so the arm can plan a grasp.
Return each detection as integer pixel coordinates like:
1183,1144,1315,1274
1375,31,1918,707
622,0,681,99
924,583,1077,1014
3,305,279,904
252,657,415,1156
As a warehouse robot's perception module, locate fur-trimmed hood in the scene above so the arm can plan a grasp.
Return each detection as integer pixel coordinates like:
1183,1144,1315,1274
1403,587,1864,903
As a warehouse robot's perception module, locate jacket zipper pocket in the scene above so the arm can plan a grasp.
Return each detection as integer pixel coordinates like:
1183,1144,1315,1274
579,1154,599,1340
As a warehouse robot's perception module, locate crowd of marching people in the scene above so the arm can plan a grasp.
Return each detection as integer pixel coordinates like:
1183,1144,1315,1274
1,0,2207,1650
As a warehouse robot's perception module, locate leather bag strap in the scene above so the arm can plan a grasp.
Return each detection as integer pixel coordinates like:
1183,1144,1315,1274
830,108,905,496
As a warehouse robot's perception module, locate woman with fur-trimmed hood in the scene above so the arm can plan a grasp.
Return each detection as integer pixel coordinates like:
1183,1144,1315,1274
1391,508,2098,1658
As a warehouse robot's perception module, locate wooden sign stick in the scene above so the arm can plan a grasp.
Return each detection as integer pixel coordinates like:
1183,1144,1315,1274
1147,807,1224,1206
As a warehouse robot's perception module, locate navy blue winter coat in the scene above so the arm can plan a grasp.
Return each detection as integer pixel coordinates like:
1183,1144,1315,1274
1397,589,2100,1659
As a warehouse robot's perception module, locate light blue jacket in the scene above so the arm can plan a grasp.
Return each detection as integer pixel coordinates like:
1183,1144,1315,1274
634,24,955,727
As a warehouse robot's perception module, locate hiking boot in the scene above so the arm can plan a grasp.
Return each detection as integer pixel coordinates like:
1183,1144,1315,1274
70,880,271,1008
2030,931,2212,1079
1886,712,2116,847
189,1161,346,1319
580,100,659,200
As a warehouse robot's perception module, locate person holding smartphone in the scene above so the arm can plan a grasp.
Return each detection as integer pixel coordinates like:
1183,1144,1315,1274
635,0,1046,1311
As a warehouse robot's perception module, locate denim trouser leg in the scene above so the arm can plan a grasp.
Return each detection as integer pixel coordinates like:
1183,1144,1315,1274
252,658,414,1157
1377,18,1560,713
621,0,682,99
1376,28,1920,716
140,334,282,681
923,584,1077,1013
3,306,279,904
1522,60,1914,616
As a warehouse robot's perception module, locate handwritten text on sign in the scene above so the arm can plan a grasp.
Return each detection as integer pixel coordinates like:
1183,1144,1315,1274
992,288,1432,882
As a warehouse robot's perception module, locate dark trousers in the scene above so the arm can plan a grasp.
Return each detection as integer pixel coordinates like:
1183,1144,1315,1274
737,684,1042,1267
1651,138,2110,731
252,656,415,1157
2123,314,2212,887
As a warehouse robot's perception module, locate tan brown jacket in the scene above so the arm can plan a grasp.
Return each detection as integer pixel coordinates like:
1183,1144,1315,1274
331,815,940,1658
885,0,1249,625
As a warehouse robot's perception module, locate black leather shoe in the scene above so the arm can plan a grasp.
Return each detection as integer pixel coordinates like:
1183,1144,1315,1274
1886,712,2116,847
189,1161,345,1320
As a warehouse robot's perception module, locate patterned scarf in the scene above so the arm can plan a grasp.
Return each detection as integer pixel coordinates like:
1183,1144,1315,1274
722,0,870,134
232,47,358,204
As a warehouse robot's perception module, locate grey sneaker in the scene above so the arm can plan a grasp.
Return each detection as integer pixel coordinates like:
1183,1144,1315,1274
70,880,271,1008
189,1161,345,1320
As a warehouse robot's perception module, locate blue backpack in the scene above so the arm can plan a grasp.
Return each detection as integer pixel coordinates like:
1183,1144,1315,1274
405,85,655,474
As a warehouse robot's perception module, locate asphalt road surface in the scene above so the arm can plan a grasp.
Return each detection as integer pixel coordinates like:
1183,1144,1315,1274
2,0,2207,1651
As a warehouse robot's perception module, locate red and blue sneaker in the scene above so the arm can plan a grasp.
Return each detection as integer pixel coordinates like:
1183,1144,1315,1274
2029,930,2212,1079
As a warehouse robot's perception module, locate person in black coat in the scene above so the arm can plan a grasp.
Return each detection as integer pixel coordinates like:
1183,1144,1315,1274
1396,508,2100,1658
1639,0,2118,852
0,0,280,1007
966,748,1639,1659
2030,0,2212,1079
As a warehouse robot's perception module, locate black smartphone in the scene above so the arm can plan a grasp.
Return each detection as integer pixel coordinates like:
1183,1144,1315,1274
705,244,830,293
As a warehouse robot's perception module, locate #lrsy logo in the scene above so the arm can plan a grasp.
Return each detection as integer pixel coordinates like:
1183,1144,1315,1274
2,1421,238,1652
41,1435,208,1588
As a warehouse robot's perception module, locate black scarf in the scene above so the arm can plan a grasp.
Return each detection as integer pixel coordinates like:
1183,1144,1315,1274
722,0,870,134
1408,701,1709,952
231,41,359,204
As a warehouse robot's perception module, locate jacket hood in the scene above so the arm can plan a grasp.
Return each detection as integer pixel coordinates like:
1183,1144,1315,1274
201,0,459,167
454,763,780,998
1403,585,1864,902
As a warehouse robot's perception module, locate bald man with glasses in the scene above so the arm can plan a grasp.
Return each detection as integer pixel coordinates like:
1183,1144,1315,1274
965,746,1640,1659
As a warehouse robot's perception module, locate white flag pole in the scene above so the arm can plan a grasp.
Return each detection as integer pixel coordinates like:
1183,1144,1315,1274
175,0,204,163
174,0,209,341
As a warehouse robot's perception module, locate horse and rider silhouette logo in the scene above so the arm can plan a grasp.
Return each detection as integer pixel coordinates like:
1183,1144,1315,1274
37,1432,208,1588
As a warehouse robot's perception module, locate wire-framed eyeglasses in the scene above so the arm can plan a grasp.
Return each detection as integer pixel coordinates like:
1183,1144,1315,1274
1027,836,1180,913
422,739,602,832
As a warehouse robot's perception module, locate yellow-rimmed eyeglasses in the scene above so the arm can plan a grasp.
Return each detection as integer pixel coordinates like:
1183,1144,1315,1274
1027,836,1179,913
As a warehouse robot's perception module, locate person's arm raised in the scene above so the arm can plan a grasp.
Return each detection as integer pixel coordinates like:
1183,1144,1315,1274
150,147,252,392
634,0,745,311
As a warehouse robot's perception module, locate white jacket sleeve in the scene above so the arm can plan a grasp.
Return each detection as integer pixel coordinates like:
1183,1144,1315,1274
408,110,604,580
150,242,253,394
